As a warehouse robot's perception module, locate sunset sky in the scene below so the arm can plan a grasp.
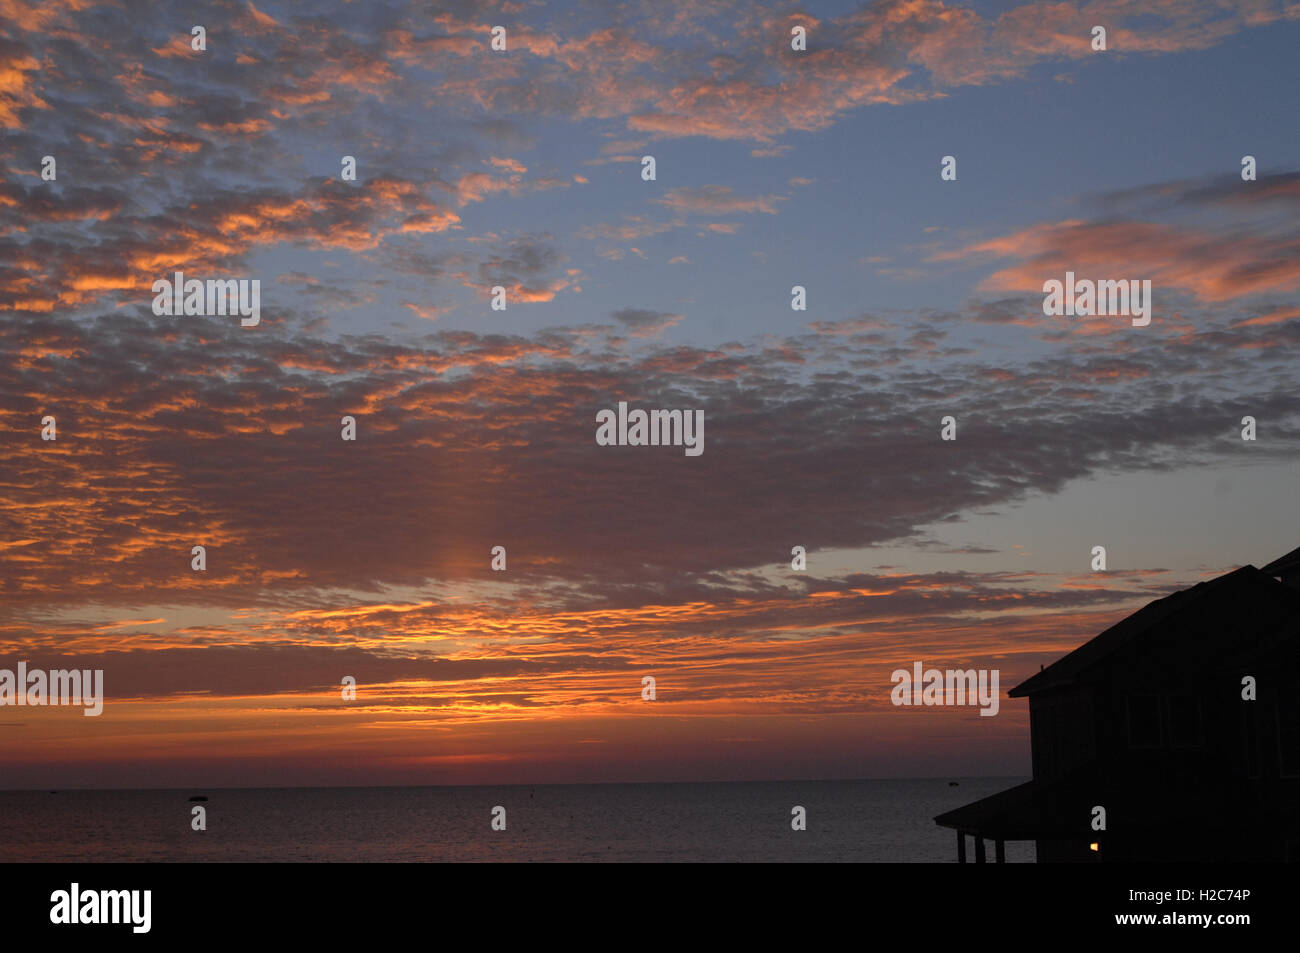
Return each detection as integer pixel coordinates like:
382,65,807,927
2,0,1299,789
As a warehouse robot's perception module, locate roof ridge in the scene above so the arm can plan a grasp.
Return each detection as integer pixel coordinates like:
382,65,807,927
1008,565,1276,697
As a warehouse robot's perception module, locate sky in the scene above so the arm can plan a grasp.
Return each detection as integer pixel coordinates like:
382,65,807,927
1,0,1299,789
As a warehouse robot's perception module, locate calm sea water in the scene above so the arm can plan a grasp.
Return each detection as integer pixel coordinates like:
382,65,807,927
0,778,1034,862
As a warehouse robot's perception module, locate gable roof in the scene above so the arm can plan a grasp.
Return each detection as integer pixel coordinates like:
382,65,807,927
1262,544,1300,579
1009,564,1300,697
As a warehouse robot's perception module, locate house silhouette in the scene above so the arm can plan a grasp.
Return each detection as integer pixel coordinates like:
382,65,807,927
935,548,1300,862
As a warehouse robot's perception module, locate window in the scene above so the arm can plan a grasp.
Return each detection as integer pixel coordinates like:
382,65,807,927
1032,703,1059,778
1168,695,1201,748
1127,694,1161,748
1278,695,1300,778
1242,705,1260,778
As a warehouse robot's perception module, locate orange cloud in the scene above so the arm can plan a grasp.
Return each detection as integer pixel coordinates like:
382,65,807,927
939,219,1300,303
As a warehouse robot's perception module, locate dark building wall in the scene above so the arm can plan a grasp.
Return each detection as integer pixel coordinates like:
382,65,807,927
1024,633,1300,860
1035,839,1100,863
1029,686,1096,782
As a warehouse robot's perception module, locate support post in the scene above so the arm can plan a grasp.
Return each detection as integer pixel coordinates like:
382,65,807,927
995,839,1006,863
957,831,967,863
975,835,986,863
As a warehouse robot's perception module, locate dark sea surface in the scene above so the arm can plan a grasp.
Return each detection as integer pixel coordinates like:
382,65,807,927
0,778,1034,862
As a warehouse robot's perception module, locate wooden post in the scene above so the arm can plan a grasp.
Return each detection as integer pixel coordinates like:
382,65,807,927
975,835,986,863
957,832,967,863
995,839,1006,863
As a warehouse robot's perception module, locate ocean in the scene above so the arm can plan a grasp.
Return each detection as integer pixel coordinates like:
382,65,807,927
0,778,1035,862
